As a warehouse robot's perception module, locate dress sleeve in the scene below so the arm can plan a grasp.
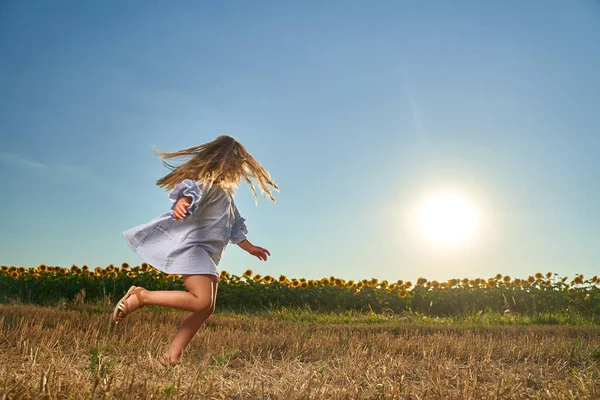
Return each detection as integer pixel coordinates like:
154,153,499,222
169,179,203,216
229,204,248,244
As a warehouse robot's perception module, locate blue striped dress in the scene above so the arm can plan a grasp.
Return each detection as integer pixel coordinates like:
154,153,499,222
123,179,248,277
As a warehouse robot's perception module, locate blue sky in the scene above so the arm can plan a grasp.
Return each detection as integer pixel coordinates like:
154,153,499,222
1,0,599,283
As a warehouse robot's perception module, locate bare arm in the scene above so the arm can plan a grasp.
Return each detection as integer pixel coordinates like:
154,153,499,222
172,196,193,220
237,239,270,261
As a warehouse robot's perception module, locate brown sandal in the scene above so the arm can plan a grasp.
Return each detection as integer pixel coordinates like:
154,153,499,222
111,285,145,324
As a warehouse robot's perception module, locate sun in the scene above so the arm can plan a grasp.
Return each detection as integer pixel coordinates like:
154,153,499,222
418,194,478,246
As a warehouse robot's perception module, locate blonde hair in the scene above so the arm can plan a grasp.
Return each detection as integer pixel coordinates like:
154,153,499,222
154,135,278,202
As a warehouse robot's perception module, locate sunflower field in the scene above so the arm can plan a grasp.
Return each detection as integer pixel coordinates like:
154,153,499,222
1,263,600,317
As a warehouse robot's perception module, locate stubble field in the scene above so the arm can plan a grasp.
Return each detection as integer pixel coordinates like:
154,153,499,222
1,304,600,399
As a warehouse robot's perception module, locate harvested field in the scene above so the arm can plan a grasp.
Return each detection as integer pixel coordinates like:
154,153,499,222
1,305,599,399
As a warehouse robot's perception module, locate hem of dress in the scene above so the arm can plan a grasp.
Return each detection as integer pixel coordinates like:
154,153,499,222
123,232,220,278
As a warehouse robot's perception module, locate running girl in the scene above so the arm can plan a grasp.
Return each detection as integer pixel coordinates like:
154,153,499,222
113,135,278,366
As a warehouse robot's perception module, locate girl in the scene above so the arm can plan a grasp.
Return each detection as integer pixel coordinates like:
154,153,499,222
113,135,278,366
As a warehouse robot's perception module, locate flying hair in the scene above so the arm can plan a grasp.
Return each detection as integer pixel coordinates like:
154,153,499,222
154,135,278,203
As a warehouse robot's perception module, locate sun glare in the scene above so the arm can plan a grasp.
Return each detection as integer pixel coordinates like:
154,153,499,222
418,194,478,246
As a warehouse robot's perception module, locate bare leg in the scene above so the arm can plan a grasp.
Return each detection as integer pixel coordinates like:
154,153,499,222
163,276,218,363
116,274,219,363
117,274,219,318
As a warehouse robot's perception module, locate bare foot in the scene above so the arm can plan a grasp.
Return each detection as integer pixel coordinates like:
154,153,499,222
159,353,181,367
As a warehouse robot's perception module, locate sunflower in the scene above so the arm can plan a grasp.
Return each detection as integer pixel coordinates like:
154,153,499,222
141,263,149,272
95,267,103,275
346,280,355,288
417,277,427,285
127,271,137,278
528,276,535,284
561,276,568,283
546,272,553,279
573,275,584,285
263,275,273,283
18,267,26,274
405,281,413,289
252,274,262,282
244,269,253,279
279,275,287,283
535,272,543,280
495,273,502,280
291,279,300,288
334,278,343,287
357,281,364,289
300,278,307,283
488,279,496,288
1,266,8,272
353,288,360,295
37,264,47,272
461,278,469,285
399,290,408,299
503,275,511,283
300,281,309,289
82,265,89,271
10,271,18,278
8,266,17,273
514,278,522,287
121,262,130,270
28,268,36,275
321,278,330,286
431,281,440,289
106,264,115,272
370,278,378,287
220,270,230,280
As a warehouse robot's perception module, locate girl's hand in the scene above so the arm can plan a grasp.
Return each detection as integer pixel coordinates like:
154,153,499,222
172,196,192,220
249,245,270,261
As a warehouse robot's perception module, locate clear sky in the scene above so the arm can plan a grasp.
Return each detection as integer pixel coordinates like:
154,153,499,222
1,1,599,284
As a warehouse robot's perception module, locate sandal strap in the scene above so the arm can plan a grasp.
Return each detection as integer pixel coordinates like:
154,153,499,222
133,288,145,308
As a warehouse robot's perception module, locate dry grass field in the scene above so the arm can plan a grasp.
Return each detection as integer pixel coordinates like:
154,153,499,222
1,304,600,399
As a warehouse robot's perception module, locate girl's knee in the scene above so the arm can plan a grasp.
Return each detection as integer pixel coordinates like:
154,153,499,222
192,297,214,314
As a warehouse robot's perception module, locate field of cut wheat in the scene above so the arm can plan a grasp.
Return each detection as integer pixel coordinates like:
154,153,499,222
3,264,600,398
1,304,600,399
